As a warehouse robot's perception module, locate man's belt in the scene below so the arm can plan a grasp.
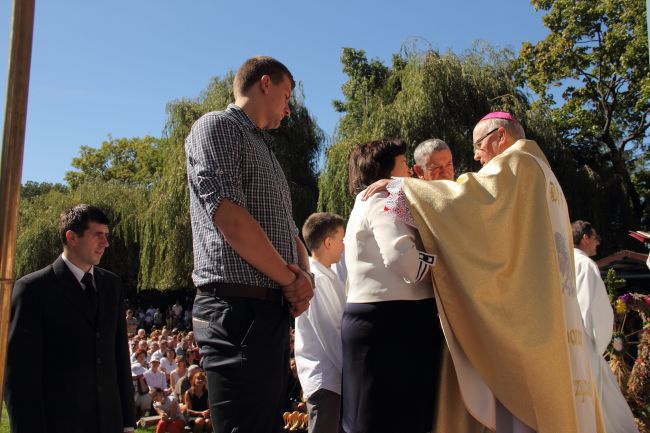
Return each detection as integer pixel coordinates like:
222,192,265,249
196,283,284,306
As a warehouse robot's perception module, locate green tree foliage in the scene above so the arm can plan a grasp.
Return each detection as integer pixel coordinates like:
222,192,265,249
319,45,576,218
271,84,325,225
520,0,650,233
65,136,164,189
21,181,67,199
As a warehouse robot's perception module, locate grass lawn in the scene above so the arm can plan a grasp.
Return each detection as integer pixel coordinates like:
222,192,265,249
0,406,8,433
0,405,155,433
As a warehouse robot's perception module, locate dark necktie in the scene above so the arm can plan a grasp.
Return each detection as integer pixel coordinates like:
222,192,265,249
81,272,98,314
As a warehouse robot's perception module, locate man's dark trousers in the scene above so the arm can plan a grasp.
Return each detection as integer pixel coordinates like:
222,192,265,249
193,294,290,433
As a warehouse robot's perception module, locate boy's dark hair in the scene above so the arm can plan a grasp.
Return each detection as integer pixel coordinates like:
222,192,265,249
59,204,109,245
302,212,345,252
571,220,594,245
233,56,295,95
348,139,407,196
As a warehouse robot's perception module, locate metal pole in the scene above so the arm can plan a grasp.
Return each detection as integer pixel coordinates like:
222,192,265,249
0,0,36,409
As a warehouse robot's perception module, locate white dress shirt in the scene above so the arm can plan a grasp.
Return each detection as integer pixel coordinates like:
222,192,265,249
344,191,435,303
61,253,94,288
295,258,346,399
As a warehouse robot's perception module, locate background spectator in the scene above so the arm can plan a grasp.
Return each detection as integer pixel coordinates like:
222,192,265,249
145,353,170,395
152,387,185,433
184,371,212,433
161,348,176,378
132,349,152,419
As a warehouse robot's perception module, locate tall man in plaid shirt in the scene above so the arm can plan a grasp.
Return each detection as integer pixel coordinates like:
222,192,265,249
185,56,314,433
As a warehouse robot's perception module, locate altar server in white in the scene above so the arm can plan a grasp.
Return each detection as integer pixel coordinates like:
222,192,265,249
572,220,638,433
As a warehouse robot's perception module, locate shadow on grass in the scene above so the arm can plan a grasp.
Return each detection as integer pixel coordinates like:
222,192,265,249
0,405,154,433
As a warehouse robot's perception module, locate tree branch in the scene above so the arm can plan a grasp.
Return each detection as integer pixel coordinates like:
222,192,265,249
619,108,650,151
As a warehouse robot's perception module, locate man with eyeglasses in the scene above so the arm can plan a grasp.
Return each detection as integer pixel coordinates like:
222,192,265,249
471,113,526,166
572,220,638,433
389,112,606,433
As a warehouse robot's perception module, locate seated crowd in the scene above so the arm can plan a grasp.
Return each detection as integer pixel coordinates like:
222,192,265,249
128,314,308,433
128,325,212,433
126,296,193,334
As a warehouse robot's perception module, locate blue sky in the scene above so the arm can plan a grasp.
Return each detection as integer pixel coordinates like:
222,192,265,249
1,1,548,184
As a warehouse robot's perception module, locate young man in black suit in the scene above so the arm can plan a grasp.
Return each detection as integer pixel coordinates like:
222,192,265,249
5,204,136,433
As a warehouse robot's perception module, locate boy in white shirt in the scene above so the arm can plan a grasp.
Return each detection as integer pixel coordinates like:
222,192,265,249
295,212,346,433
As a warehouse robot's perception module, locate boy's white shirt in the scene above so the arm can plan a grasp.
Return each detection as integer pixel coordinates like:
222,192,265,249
294,257,346,399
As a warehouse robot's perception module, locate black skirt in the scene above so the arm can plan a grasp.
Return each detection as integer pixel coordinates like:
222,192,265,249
341,298,444,433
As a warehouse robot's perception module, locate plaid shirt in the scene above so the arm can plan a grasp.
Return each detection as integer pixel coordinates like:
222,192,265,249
185,104,298,289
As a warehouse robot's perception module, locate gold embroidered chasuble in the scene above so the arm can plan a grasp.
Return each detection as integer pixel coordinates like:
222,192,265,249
402,140,605,433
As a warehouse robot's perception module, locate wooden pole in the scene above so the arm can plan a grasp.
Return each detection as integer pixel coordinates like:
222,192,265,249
0,0,36,409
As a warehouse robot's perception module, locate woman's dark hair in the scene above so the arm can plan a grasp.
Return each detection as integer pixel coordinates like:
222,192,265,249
348,139,407,196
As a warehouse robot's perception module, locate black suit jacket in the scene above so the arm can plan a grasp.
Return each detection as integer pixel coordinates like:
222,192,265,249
6,256,136,433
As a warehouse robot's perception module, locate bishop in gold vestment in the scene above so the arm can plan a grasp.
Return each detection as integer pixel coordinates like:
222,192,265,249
399,113,606,433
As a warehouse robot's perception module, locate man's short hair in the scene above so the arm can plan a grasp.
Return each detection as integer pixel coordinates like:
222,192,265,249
480,118,526,141
348,139,408,196
233,56,295,96
572,220,595,245
59,204,109,245
414,139,450,166
302,212,345,252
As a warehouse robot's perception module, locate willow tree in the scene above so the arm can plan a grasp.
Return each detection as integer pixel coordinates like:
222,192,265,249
14,181,147,290
319,45,578,219
137,74,324,290
520,0,650,237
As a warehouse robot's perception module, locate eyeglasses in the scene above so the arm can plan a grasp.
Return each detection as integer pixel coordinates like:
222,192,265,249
472,128,499,150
